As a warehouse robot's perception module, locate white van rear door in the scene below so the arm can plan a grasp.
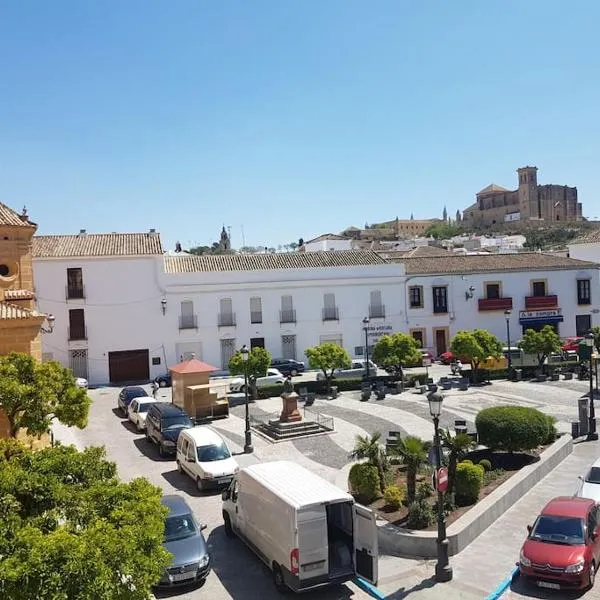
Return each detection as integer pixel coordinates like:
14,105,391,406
352,503,378,584
297,509,328,580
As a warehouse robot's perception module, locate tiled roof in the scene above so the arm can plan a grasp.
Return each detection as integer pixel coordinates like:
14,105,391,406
569,228,600,246
32,232,164,258
305,233,350,243
403,246,453,258
164,250,387,273
4,289,35,300
169,357,218,374
396,252,598,275
0,302,39,320
0,202,35,227
477,183,511,195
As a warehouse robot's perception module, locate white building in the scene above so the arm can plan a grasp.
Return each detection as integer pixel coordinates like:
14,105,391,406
301,234,353,252
568,229,600,263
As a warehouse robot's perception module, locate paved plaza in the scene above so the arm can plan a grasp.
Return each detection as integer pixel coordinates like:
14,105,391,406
52,372,600,599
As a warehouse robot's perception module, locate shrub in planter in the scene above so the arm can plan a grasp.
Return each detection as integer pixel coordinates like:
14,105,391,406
454,462,484,507
258,384,285,398
406,499,434,529
383,484,405,510
461,459,473,465
478,459,492,472
416,481,433,501
475,406,554,452
348,463,380,503
543,415,558,445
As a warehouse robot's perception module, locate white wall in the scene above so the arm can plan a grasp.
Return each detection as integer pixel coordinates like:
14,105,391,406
303,238,353,252
568,243,600,263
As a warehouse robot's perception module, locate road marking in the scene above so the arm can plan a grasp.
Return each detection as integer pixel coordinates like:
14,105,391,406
354,576,386,599
485,566,519,600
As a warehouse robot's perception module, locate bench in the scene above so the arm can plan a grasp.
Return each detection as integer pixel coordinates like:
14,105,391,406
386,430,401,453
454,419,478,443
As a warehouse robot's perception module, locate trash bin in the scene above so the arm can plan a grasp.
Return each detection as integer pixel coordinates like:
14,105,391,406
579,398,590,436
571,421,580,439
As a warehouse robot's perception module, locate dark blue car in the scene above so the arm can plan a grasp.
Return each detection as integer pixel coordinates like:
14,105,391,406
117,386,149,416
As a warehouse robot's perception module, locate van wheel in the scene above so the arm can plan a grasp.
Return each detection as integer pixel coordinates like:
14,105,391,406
589,561,596,589
223,513,234,538
196,477,204,492
273,564,288,594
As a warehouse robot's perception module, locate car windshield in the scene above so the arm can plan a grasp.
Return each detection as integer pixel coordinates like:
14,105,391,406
163,416,192,429
197,442,231,462
586,467,600,484
164,514,197,542
128,389,147,400
530,515,585,545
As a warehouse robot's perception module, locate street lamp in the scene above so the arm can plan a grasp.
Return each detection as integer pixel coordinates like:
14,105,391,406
585,333,598,441
240,345,253,453
362,317,371,386
504,309,512,375
427,389,453,583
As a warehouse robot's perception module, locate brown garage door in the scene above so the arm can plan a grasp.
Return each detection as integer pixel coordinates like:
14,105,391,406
108,349,150,384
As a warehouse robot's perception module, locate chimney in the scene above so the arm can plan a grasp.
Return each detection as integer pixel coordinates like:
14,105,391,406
79,229,87,236
149,228,157,234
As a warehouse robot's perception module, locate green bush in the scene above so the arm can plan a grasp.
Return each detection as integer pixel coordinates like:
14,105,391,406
543,415,558,444
383,484,405,510
475,406,554,452
416,481,433,501
461,459,473,465
258,384,285,398
478,459,492,472
348,463,380,503
406,499,434,529
455,462,484,506
405,373,429,387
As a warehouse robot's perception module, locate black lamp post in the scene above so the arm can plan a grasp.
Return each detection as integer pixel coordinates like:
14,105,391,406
427,389,453,582
362,317,371,385
504,309,512,375
585,333,598,441
241,345,254,453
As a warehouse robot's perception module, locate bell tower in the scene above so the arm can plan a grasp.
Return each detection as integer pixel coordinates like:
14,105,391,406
517,166,539,219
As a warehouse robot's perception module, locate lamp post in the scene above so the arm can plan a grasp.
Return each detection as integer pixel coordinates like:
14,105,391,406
504,309,512,376
586,333,598,441
241,345,253,453
362,317,371,385
427,389,453,582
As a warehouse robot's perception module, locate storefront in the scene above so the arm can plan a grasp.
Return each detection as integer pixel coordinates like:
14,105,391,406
519,308,564,334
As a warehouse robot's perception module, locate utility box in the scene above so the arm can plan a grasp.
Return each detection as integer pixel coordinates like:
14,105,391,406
579,397,590,436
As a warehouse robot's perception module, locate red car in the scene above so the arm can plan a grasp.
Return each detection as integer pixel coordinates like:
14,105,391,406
562,337,583,352
519,496,600,591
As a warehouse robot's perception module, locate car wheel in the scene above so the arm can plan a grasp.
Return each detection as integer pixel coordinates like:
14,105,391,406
272,564,288,594
196,477,204,492
223,513,234,538
590,561,596,589
159,380,168,388
158,443,167,458
239,385,246,394
291,369,298,376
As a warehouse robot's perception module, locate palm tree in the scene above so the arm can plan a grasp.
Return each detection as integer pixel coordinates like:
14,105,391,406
349,432,387,493
441,430,475,496
393,436,427,504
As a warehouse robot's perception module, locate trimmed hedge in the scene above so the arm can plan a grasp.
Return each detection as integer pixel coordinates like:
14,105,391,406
383,484,405,510
455,461,484,506
348,463,380,503
475,406,556,452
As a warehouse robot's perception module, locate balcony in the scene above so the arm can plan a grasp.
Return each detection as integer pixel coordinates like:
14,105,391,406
525,295,558,310
66,285,85,300
218,312,236,327
280,309,296,324
369,304,386,319
478,297,513,311
179,315,198,330
68,326,87,341
322,307,339,321
250,311,263,324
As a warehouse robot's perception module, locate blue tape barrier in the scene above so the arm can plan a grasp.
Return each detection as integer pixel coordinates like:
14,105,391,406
485,566,519,600
354,576,386,600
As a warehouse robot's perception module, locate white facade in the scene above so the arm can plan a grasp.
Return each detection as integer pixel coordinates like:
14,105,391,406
569,241,600,263
303,236,353,252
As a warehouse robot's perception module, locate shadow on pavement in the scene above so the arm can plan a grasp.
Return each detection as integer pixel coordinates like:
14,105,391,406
132,437,173,463
383,576,437,599
510,576,585,599
111,407,125,419
161,469,223,498
153,579,205,598
120,420,142,434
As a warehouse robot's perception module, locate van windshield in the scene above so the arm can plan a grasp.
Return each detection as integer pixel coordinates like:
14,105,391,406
197,442,231,462
163,416,193,429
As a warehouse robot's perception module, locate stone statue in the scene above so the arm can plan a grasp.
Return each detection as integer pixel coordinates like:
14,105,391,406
283,376,294,395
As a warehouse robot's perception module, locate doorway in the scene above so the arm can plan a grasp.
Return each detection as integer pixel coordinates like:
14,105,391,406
434,328,448,356
576,315,592,337
250,337,265,349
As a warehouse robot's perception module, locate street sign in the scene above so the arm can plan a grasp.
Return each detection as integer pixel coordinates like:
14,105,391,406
436,467,449,494
422,358,432,367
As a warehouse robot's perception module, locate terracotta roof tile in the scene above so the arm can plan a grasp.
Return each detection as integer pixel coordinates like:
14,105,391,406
569,228,600,246
0,302,40,320
305,233,349,243
0,202,35,227
32,232,163,258
169,357,218,374
477,183,511,195
4,289,35,300
395,252,598,275
164,250,387,273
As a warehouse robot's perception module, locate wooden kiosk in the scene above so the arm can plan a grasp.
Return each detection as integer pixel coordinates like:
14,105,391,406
169,355,230,421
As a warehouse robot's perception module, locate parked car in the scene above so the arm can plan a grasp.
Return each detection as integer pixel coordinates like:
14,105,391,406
176,427,239,491
518,496,600,590
575,459,600,503
127,396,157,432
117,386,149,416
420,349,434,364
440,351,455,365
270,358,305,377
146,402,193,457
75,377,88,389
316,359,377,381
156,494,210,589
562,337,584,352
154,373,172,388
229,368,285,393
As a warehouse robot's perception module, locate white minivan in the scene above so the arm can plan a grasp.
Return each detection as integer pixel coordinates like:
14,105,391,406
176,427,239,492
221,460,378,594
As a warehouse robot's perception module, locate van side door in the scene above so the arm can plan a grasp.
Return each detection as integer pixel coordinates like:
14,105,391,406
352,504,378,584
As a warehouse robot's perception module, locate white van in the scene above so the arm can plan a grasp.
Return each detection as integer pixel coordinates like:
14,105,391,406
176,427,239,492
221,461,378,593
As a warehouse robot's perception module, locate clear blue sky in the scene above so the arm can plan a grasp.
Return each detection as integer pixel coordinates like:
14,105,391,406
1,1,598,251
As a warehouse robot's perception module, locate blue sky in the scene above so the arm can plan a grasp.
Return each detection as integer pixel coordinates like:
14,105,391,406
1,1,598,251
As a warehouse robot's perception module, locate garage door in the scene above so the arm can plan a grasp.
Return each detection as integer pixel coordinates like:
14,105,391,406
108,349,150,383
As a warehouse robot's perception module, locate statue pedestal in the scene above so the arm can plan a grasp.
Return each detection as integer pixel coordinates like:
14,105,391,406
280,393,302,423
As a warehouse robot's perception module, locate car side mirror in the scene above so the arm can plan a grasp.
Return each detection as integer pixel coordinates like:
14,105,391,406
527,525,532,534
200,524,207,531
578,475,584,482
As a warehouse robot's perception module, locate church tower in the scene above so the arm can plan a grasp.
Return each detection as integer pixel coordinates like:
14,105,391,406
517,166,539,220
218,225,231,252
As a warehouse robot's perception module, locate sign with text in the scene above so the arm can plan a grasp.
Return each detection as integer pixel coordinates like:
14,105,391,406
519,309,562,320
366,324,393,339
436,467,449,494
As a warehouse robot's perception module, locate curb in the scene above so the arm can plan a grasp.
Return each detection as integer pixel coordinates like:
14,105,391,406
485,566,519,600
354,576,386,600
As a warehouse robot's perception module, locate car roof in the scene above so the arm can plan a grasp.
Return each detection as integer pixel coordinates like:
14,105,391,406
133,396,156,404
123,386,146,393
161,494,192,517
181,426,224,445
150,402,188,416
542,496,594,518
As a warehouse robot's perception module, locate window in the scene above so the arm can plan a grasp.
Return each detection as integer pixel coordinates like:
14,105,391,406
411,330,424,347
322,293,338,321
250,297,262,324
179,300,197,329
432,286,448,314
220,338,236,369
409,286,423,309
218,298,235,327
66,267,84,299
532,281,547,297
281,335,296,360
68,309,86,340
485,283,501,300
578,279,591,305
369,290,385,318
280,295,296,323
576,314,592,337
319,334,343,347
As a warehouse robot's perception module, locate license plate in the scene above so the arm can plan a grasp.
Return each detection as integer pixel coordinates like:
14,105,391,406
218,477,231,485
171,572,195,582
538,581,560,589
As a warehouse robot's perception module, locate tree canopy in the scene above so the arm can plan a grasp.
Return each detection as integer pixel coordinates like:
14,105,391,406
518,326,562,369
423,222,464,240
0,442,171,599
229,346,272,398
372,333,421,373
0,353,91,438
305,343,351,389
450,329,503,379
